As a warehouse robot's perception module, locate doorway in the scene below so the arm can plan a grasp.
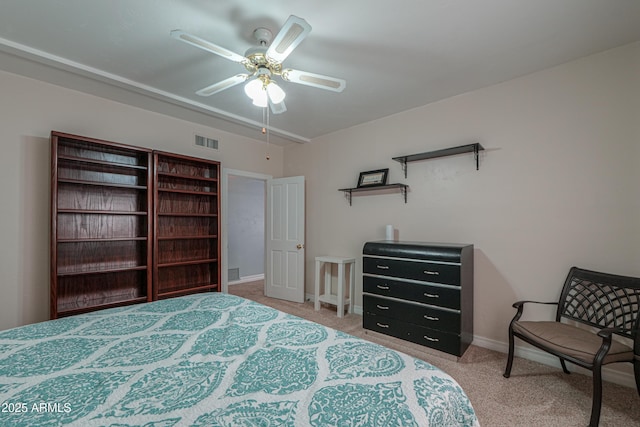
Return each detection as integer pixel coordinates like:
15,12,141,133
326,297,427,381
222,169,306,302
221,169,270,294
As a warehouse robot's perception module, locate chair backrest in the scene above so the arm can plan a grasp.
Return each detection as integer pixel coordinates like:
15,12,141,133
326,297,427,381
557,267,640,344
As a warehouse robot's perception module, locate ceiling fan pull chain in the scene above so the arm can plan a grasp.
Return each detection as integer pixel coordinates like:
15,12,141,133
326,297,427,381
261,106,270,160
266,105,270,160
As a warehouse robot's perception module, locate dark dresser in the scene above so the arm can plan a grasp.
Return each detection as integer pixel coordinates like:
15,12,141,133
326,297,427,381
363,241,474,357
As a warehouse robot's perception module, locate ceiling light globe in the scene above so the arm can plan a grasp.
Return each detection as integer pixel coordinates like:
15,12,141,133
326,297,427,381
244,78,264,100
252,89,268,107
266,82,286,104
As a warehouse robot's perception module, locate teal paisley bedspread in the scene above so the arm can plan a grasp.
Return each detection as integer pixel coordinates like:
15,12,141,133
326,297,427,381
0,293,479,426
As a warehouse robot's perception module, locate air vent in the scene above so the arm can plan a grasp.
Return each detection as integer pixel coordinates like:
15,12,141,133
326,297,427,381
228,268,240,281
195,135,218,150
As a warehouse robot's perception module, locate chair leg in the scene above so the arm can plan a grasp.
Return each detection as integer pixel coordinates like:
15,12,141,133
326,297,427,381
588,365,603,427
560,358,570,374
503,328,515,378
634,359,640,396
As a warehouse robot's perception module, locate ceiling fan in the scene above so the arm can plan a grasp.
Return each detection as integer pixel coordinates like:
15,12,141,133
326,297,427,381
171,15,346,114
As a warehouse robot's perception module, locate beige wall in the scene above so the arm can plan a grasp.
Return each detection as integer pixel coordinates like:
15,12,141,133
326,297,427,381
0,69,283,330
284,42,640,349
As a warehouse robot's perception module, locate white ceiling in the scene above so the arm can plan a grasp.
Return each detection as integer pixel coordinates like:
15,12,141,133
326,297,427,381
1,1,639,145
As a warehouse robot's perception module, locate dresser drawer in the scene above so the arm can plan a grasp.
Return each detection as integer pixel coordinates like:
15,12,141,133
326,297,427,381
363,256,460,285
363,275,460,310
363,314,462,356
364,295,460,333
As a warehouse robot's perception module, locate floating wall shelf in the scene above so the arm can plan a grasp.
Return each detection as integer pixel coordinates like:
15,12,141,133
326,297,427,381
392,143,484,178
338,183,408,206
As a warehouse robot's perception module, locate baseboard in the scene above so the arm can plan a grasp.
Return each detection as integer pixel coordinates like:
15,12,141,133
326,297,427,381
229,274,264,285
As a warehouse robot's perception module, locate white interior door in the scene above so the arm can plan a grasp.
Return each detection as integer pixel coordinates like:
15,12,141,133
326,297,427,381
265,176,305,302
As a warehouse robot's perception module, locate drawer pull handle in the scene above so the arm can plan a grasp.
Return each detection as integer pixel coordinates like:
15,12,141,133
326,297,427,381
376,322,389,328
376,304,389,310
423,293,440,298
377,265,390,270
424,315,439,321
424,270,440,275
423,335,440,342
376,285,390,290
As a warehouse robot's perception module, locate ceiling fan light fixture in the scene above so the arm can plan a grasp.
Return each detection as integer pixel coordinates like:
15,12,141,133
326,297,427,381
245,73,285,108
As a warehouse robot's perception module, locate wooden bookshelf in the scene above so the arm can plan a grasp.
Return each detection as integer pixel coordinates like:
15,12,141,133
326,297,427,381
50,132,153,318
153,151,220,299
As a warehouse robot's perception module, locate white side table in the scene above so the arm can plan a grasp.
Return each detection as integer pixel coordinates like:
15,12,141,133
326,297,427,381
314,256,356,318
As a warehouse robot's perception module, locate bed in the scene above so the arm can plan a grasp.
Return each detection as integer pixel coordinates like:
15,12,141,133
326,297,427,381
0,293,479,426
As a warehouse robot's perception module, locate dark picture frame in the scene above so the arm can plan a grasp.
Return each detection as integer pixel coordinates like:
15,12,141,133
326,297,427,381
357,168,389,188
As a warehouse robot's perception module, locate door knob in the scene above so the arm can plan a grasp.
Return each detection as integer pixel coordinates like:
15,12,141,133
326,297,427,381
296,244,305,249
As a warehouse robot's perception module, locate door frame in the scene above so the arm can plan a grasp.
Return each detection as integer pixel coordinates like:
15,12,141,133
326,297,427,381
221,168,271,294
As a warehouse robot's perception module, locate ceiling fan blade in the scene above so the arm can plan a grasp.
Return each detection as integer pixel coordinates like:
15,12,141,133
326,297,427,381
266,15,311,63
196,74,249,96
281,69,346,92
269,99,287,115
171,30,246,63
